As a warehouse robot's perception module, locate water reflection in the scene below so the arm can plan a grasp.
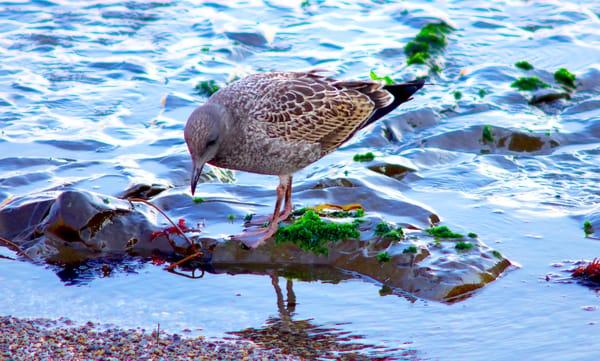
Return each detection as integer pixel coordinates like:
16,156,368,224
230,273,418,361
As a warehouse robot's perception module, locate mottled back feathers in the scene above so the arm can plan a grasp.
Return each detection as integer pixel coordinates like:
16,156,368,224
208,71,421,155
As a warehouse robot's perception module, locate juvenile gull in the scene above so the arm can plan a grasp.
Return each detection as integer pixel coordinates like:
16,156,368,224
184,71,424,247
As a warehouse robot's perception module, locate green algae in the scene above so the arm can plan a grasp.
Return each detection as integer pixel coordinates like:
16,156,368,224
375,222,404,240
554,68,576,88
369,70,394,85
192,197,204,204
376,251,391,263
482,125,494,143
293,207,364,218
275,210,360,255
468,232,478,238
515,61,534,71
455,242,474,251
244,213,254,222
492,250,503,259
453,91,462,100
403,245,418,254
584,220,593,237
404,22,453,70
227,214,235,223
478,89,488,98
415,22,453,47
407,52,429,65
427,225,463,239
353,152,375,162
404,41,430,57
195,80,219,96
511,77,549,91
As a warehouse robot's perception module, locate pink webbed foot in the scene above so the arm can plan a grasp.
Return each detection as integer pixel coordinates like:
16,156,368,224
230,223,279,248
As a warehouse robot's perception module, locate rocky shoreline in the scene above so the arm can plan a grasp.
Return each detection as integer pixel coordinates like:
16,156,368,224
0,316,297,361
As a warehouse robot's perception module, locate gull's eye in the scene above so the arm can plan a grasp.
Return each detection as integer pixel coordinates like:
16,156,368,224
206,138,218,147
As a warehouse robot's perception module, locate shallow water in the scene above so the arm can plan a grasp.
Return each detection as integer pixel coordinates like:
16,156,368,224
1,0,600,359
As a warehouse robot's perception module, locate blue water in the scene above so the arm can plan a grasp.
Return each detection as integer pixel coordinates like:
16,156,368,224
1,1,600,359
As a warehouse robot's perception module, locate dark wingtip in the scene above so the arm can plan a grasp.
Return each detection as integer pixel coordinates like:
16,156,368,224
361,79,426,127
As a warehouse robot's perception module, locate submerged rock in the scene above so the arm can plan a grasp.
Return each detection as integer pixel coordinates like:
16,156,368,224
0,189,511,303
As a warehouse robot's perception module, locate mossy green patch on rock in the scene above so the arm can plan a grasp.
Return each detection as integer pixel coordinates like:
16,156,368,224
510,77,549,91
374,222,404,240
482,125,494,143
376,251,391,263
584,220,593,237
515,61,534,71
554,68,576,88
403,245,418,254
353,152,375,162
455,241,474,251
427,225,463,239
275,210,360,255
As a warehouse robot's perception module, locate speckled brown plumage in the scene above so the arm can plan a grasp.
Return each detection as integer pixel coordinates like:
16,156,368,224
210,71,392,157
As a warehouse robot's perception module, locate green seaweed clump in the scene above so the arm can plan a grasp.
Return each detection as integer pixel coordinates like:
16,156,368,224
478,89,488,98
376,251,391,263
482,124,494,143
275,210,359,255
584,220,593,237
453,90,462,100
244,213,254,222
427,225,463,238
515,61,534,71
374,222,404,240
455,241,474,251
192,197,204,204
227,214,236,223
492,250,503,259
415,22,453,47
404,22,453,70
369,70,394,85
403,245,418,254
353,152,375,162
554,68,576,88
510,77,549,91
468,232,478,238
195,80,220,96
407,52,430,65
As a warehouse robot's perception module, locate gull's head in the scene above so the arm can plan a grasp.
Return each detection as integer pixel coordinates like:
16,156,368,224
184,104,229,195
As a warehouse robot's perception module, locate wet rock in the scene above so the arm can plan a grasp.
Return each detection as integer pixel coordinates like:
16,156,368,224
0,189,179,262
366,156,417,180
118,183,170,200
206,215,510,303
225,32,268,47
0,189,510,302
529,88,570,105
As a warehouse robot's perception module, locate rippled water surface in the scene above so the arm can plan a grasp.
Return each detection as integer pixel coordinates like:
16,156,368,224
1,0,600,359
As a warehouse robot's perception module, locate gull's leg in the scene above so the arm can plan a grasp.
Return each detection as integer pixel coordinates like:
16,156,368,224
278,175,293,221
245,174,292,226
232,179,286,248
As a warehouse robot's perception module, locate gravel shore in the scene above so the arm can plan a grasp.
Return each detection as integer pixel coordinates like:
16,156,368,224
0,316,298,361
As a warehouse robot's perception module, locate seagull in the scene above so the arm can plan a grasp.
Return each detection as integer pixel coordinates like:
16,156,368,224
184,71,424,248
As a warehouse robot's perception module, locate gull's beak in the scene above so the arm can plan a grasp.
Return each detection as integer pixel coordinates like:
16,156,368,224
190,162,204,195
